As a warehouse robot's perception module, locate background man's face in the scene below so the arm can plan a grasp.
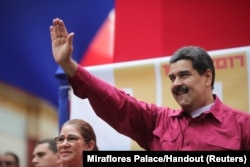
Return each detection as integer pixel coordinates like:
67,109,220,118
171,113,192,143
32,143,61,167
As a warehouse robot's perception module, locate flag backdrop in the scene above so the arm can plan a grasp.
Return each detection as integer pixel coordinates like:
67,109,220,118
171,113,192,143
0,0,114,108
1,0,250,128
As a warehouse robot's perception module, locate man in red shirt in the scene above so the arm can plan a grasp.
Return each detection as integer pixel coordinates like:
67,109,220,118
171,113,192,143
50,18,250,150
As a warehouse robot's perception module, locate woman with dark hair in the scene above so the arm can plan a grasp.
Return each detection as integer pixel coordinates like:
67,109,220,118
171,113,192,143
55,119,98,167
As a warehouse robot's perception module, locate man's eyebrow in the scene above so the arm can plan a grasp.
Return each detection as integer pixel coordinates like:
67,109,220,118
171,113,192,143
168,70,190,77
34,151,46,157
179,70,191,74
168,74,174,78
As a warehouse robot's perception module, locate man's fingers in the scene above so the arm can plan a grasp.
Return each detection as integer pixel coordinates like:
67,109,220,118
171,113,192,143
67,32,75,45
49,25,55,42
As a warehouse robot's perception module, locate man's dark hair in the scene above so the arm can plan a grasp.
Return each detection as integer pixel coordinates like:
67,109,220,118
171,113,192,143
3,152,19,165
36,138,57,153
170,46,215,89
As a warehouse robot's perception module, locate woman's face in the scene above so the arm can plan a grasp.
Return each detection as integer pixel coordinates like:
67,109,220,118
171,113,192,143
56,124,91,166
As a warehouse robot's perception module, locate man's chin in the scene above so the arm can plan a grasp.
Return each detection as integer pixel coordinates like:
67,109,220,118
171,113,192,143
179,102,191,110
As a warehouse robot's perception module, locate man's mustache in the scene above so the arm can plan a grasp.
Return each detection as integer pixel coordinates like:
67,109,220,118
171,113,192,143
173,85,189,95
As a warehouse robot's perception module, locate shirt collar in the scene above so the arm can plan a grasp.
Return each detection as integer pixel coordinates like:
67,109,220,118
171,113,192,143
169,95,223,122
204,95,224,122
191,103,214,118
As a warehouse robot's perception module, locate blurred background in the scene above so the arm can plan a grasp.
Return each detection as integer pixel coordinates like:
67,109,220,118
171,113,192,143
0,0,250,166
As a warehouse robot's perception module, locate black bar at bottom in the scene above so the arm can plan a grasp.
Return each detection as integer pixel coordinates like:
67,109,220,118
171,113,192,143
83,151,250,167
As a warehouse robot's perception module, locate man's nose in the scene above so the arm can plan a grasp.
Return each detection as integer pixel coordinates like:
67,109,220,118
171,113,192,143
172,77,183,86
32,156,38,164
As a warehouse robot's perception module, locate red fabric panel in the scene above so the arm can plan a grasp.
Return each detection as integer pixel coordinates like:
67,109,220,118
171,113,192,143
114,0,250,62
27,137,37,167
80,10,115,66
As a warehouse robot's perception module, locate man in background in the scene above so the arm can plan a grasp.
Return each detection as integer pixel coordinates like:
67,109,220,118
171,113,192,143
0,152,20,167
32,138,63,167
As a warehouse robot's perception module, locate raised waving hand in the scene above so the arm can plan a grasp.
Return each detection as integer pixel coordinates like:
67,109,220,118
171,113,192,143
50,18,77,77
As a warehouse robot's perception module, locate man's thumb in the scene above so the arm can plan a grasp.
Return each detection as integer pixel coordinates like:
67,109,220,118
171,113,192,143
68,32,75,45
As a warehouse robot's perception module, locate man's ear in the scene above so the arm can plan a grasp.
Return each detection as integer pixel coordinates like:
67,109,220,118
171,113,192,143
205,69,212,87
56,153,63,165
56,153,60,159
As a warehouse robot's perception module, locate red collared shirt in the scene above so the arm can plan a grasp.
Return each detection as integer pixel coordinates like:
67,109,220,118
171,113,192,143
69,65,250,150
